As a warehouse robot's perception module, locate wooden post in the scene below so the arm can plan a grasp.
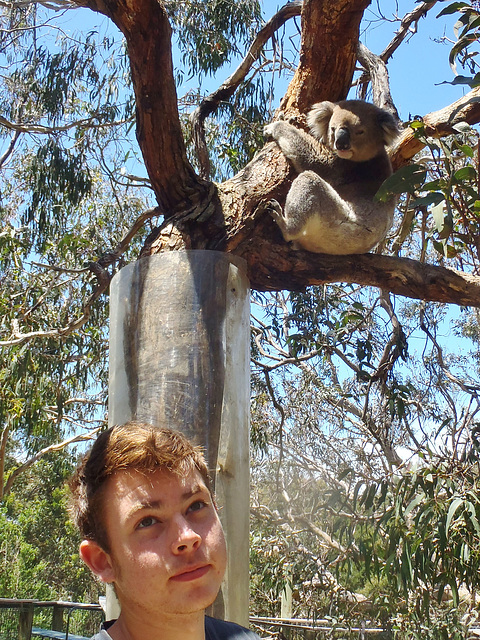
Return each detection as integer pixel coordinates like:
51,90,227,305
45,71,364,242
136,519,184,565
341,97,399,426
280,566,293,640
51,606,63,632
18,603,33,640
108,251,251,624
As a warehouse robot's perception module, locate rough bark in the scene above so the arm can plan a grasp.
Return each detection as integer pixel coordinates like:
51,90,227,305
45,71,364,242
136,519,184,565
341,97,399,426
280,0,370,114
75,0,210,216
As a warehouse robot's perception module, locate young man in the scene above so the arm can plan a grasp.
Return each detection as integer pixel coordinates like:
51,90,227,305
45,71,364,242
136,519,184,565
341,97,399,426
69,421,261,640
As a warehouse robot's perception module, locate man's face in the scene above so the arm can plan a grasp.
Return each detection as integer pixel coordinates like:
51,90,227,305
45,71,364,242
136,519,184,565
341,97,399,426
81,466,227,618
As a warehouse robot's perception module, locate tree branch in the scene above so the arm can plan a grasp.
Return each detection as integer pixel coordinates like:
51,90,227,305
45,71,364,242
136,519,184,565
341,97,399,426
242,243,480,306
73,0,210,216
391,86,480,167
381,1,439,63
0,113,134,135
190,0,303,179
280,0,370,114
3,427,102,496
356,42,400,120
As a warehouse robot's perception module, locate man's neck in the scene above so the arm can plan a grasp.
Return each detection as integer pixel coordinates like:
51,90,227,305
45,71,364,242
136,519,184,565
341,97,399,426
106,609,206,640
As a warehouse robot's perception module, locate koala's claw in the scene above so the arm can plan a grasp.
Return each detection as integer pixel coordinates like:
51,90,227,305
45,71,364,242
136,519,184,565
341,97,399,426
263,123,275,139
266,199,283,222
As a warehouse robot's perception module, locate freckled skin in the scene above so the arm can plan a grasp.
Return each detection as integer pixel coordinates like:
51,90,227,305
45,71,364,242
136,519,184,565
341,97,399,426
79,468,227,640
264,100,400,255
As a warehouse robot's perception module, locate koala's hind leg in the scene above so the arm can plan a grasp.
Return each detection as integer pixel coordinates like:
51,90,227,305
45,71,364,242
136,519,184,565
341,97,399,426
280,171,358,253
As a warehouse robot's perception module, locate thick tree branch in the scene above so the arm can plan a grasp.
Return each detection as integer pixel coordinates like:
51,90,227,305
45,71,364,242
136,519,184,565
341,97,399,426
73,0,209,216
70,0,480,308
241,242,480,305
280,0,370,114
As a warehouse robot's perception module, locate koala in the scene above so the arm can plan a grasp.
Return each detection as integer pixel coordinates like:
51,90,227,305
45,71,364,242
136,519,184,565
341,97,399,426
263,100,400,254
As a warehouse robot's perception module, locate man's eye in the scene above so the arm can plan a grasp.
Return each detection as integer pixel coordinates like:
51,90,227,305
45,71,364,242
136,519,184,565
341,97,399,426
137,516,159,529
188,500,208,513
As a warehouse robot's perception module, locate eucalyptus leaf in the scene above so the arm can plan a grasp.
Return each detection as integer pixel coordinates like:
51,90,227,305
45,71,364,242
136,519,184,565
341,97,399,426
376,164,426,202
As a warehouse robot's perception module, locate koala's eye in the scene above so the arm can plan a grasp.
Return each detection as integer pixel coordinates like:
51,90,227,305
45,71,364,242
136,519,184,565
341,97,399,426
356,129,365,136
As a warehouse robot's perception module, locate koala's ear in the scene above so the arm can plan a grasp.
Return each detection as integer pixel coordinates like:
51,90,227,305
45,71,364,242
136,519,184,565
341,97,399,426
307,101,335,142
378,109,400,146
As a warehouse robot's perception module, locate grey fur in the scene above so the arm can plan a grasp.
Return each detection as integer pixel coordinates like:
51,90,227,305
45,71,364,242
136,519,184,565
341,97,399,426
263,100,400,254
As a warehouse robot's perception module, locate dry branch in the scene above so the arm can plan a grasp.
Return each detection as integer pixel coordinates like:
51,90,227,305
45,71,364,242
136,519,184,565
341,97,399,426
239,240,480,306
381,1,439,62
191,0,303,180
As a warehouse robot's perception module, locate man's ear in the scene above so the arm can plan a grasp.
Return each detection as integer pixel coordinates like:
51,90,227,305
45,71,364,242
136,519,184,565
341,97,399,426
79,539,116,583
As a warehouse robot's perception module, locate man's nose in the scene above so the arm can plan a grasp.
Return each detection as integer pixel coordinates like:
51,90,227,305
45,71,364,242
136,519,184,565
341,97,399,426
171,517,202,553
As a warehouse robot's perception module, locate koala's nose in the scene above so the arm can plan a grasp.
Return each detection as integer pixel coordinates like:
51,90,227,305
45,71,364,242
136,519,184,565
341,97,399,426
335,128,350,150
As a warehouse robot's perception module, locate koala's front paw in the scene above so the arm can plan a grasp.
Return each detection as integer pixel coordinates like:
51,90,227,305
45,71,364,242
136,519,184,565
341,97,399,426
263,122,276,139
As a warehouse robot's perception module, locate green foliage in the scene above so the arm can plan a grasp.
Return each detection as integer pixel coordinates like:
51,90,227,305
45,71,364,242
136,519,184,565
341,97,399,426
378,120,480,261
335,460,480,614
437,1,480,85
251,282,480,633
166,0,262,77
392,607,467,640
0,454,99,600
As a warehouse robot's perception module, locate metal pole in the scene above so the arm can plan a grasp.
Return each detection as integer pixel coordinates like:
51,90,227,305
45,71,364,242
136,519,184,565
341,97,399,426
108,251,251,624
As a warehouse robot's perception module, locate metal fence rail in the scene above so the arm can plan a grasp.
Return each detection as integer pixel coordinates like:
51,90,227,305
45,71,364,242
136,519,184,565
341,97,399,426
0,599,104,640
3,601,480,640
250,616,480,640
250,616,391,639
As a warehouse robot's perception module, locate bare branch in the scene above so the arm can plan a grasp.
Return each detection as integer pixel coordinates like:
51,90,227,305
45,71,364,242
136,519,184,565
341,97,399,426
0,129,20,168
356,42,400,120
0,0,77,8
3,427,102,496
0,265,109,346
356,3,437,112
190,0,303,179
0,113,134,135
98,207,161,268
0,207,161,347
241,239,480,306
381,1,439,63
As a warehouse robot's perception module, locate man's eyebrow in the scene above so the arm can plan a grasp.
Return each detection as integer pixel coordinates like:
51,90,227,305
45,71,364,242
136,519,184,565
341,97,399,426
126,500,163,520
184,483,209,499
126,484,209,519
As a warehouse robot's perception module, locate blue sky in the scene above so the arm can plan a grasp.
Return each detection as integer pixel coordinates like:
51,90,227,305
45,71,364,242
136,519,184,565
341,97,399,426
66,1,466,129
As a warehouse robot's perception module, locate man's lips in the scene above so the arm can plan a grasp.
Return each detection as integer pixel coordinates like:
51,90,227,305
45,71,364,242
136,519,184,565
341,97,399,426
170,564,211,582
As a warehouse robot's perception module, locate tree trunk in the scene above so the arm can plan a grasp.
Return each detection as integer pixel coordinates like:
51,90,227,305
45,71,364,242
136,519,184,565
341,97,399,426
74,0,480,304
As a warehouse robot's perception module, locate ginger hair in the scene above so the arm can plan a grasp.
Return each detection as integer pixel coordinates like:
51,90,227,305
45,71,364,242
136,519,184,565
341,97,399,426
68,421,211,551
